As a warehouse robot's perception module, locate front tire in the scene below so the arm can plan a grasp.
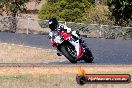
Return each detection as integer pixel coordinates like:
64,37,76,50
60,44,77,63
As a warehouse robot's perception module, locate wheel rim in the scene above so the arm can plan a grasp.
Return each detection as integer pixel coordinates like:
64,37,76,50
67,46,76,57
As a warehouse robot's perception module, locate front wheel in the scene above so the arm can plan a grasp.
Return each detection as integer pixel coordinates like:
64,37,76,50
60,44,77,63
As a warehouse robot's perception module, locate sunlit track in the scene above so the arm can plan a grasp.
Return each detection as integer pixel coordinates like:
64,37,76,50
0,63,132,67
0,32,132,64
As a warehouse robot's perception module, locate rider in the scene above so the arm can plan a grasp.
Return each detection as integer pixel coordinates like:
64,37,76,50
48,17,83,58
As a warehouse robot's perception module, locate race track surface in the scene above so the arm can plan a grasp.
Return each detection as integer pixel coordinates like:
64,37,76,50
0,32,132,65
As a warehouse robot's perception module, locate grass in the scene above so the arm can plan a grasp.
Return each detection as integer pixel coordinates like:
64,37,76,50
0,43,65,63
0,73,131,88
0,63,131,88
0,41,131,88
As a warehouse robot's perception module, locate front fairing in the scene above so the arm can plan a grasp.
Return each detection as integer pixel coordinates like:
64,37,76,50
53,31,85,59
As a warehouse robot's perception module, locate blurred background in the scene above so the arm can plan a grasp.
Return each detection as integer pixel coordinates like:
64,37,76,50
0,0,132,39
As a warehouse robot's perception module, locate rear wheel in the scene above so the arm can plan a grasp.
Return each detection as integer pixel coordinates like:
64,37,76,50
84,49,94,63
60,44,77,63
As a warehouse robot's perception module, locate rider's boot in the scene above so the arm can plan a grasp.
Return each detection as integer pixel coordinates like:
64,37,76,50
56,50,62,56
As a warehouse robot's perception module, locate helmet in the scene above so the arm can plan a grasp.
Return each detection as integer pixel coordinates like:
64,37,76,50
48,18,58,31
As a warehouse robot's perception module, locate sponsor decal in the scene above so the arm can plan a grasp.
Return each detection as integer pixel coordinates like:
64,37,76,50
76,67,131,85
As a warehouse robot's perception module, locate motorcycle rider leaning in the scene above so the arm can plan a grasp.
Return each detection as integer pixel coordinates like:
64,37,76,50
48,17,83,57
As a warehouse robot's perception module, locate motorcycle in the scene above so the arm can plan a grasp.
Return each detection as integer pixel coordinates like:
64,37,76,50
50,30,94,63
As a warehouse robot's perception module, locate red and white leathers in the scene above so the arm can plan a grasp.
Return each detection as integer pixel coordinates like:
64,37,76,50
49,24,83,59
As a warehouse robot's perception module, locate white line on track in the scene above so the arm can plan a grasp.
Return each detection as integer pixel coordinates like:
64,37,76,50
0,42,57,52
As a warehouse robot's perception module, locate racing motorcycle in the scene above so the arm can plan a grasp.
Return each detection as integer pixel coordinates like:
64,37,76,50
50,30,94,63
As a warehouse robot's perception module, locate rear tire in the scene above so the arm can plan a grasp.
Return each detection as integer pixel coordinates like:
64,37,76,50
84,49,94,63
60,44,77,63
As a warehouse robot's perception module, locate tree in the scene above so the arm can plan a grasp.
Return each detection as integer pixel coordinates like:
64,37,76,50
85,4,113,25
0,0,29,32
38,0,94,22
107,0,132,26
